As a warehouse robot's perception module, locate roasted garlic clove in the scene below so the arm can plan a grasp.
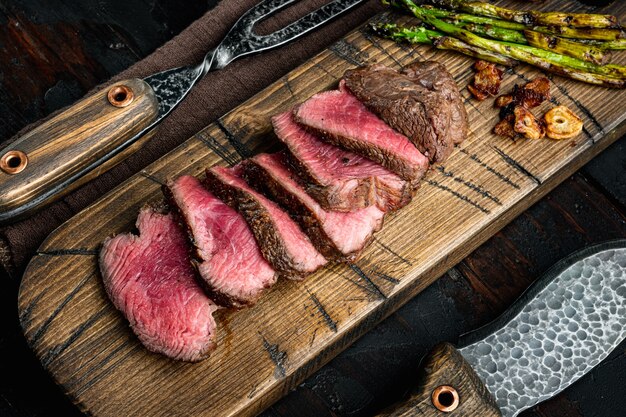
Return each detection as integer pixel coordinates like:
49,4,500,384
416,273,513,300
514,106,545,140
494,94,513,108
494,114,516,139
469,60,503,101
513,77,551,109
543,105,584,140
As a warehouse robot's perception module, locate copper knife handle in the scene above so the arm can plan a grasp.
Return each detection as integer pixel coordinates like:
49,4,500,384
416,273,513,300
0,78,159,223
375,343,501,416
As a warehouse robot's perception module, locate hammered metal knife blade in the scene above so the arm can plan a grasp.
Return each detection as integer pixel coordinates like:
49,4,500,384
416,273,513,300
377,240,626,416
0,0,365,223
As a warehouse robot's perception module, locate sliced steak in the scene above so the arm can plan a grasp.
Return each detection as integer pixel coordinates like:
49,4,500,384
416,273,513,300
204,165,327,279
400,60,468,145
293,89,428,184
164,176,276,308
272,111,411,212
343,62,467,162
99,206,218,362
242,152,384,261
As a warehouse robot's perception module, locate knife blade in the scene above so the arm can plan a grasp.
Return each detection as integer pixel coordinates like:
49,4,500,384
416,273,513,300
376,239,626,416
0,0,366,224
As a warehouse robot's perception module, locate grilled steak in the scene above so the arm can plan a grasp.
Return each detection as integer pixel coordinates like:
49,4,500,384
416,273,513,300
343,61,467,162
204,165,327,279
293,89,429,184
272,111,411,212
400,61,468,146
164,176,277,308
242,152,384,261
99,206,218,362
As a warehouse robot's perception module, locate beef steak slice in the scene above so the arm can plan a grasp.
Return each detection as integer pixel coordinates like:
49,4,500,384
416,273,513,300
293,88,429,184
204,164,327,279
272,111,411,212
343,62,467,163
164,175,277,308
400,60,468,146
99,206,218,362
242,152,384,261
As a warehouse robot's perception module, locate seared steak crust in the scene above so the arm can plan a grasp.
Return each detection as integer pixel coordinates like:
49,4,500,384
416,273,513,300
343,61,467,163
242,153,384,261
204,165,326,280
273,111,412,212
401,61,468,146
293,89,429,185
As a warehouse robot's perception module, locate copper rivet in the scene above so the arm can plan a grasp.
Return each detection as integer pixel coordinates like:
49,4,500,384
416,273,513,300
0,150,28,174
107,84,134,108
431,385,459,413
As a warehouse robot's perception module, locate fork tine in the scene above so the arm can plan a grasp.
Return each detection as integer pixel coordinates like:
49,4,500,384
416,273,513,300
251,0,366,52
238,0,299,27
209,0,366,71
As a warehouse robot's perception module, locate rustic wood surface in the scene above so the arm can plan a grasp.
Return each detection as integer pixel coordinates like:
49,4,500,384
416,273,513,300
1,1,625,417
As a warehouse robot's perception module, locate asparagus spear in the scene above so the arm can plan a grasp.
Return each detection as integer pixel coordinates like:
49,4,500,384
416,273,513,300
595,39,626,50
401,1,626,78
423,0,619,28
387,3,626,41
452,23,610,65
533,25,625,41
372,22,625,88
457,23,528,44
524,30,610,65
370,23,519,66
401,4,528,30
434,36,519,67
370,23,435,44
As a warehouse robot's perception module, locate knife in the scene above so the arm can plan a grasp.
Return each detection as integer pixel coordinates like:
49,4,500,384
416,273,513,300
377,239,626,416
0,0,365,224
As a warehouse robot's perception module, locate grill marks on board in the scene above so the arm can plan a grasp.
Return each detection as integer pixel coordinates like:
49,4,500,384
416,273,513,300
216,118,253,159
492,146,542,185
329,39,368,67
349,264,387,300
459,148,521,190
281,75,296,101
436,166,502,206
307,288,338,333
312,62,339,82
359,27,404,69
29,272,95,348
69,340,143,397
426,179,491,214
261,334,288,379
195,131,240,167
41,308,108,368
373,237,412,267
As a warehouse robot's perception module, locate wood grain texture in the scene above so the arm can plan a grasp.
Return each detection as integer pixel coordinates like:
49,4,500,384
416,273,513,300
0,78,159,222
16,1,626,416
376,343,500,416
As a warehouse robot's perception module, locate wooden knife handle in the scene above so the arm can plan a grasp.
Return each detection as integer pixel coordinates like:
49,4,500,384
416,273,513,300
375,343,501,417
0,78,159,223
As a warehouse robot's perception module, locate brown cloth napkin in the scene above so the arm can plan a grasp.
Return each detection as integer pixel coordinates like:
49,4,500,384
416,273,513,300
0,0,384,279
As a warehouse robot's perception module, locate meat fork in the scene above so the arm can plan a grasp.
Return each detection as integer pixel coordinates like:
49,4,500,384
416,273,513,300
0,0,366,223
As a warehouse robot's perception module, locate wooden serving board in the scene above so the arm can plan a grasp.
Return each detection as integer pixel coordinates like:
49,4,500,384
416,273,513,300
17,1,626,416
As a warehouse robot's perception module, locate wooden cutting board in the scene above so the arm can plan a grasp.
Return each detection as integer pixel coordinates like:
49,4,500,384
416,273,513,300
17,1,626,416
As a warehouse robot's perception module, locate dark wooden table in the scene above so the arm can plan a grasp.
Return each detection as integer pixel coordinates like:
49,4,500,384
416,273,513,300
0,1,624,416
